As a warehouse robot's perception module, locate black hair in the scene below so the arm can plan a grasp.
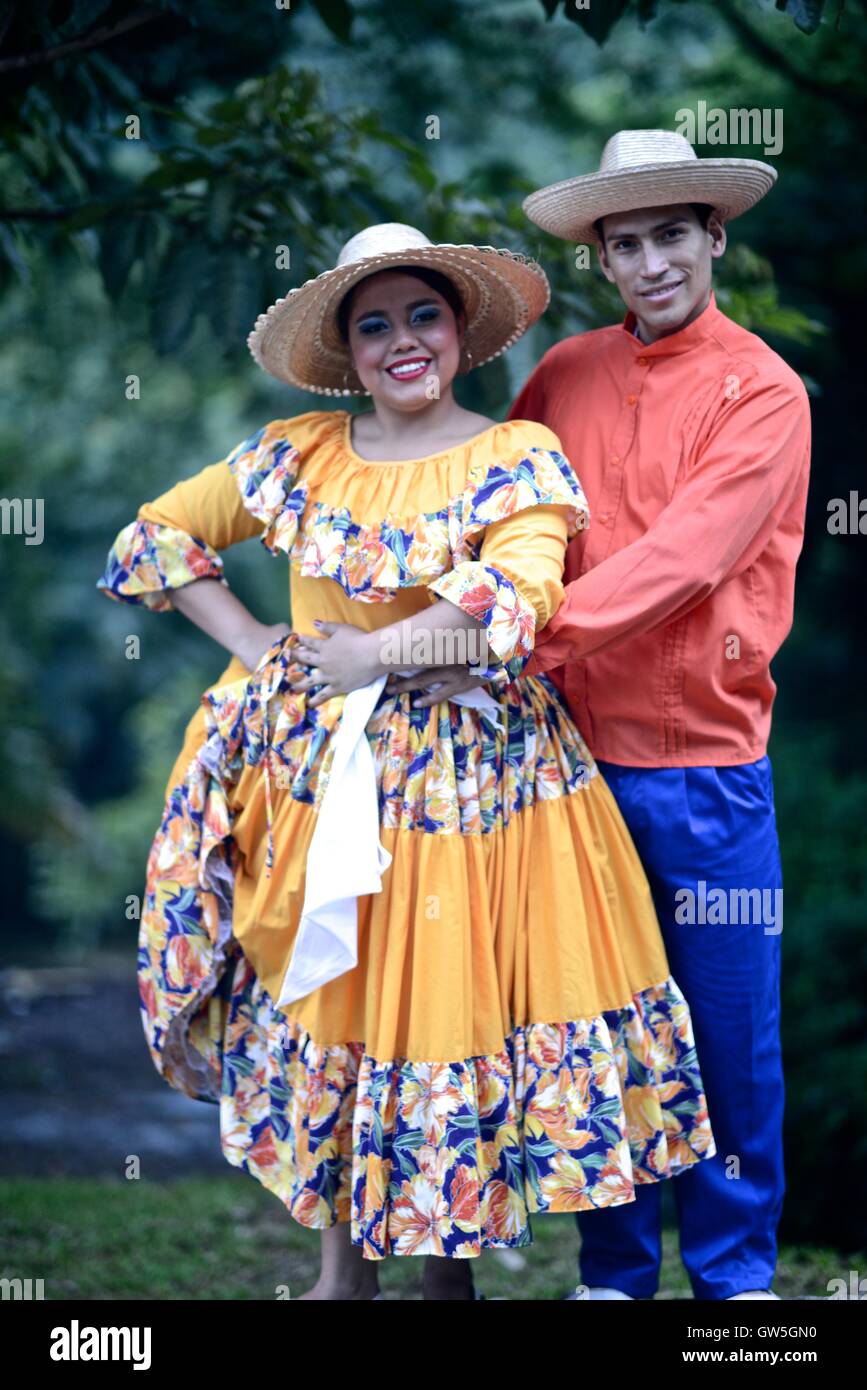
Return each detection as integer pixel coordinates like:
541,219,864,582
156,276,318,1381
335,264,466,342
593,202,715,248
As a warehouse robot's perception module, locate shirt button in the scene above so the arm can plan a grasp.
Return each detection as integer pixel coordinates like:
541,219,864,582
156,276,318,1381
626,395,637,406
637,356,648,366
600,513,609,523
610,455,620,465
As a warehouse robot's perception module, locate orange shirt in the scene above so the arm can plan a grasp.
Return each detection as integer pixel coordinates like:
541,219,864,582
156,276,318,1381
509,292,811,767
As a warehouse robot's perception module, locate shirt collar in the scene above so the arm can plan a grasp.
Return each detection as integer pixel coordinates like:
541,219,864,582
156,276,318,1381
622,290,722,357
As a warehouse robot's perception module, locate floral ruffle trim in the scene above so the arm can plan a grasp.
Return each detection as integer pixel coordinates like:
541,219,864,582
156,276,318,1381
137,635,309,1103
225,421,307,558
96,518,226,611
136,634,308,1101
137,721,238,1103
427,561,536,681
244,977,715,1259
226,421,590,604
456,443,590,559
293,442,590,604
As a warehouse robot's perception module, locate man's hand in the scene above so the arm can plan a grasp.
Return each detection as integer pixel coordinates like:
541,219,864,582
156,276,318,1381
384,665,488,709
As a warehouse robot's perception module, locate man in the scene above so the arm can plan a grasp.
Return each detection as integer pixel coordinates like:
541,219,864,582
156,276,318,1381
391,129,811,1301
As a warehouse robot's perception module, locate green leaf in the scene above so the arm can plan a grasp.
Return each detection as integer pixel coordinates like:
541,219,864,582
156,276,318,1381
98,212,145,298
206,180,235,242
407,150,438,192
775,0,826,34
55,0,115,42
0,223,31,285
63,200,117,233
194,125,236,148
139,212,165,280
86,52,141,106
564,0,631,44
205,248,262,350
207,97,248,124
142,156,216,191
311,0,355,43
150,242,212,355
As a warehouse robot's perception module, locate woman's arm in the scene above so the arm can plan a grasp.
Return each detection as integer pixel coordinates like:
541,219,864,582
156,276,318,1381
292,504,572,708
169,577,291,674
96,447,293,672
100,419,368,681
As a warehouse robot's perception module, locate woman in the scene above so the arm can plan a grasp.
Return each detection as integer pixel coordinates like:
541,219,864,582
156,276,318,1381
96,222,715,1300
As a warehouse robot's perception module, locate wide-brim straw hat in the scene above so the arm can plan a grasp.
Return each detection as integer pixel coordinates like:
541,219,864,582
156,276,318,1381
523,129,777,245
247,222,550,395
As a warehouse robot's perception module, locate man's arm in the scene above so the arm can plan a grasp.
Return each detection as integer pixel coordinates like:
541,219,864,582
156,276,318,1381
523,372,811,673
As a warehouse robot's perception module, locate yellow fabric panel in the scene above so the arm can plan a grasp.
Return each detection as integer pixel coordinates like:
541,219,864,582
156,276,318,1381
227,773,669,1063
290,571,437,640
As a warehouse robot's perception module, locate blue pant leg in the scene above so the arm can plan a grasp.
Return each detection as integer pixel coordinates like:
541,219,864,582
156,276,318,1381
575,1170,664,1298
578,758,786,1300
663,759,785,1299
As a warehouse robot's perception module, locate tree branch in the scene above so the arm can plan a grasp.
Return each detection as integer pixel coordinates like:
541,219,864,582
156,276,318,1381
0,191,206,223
715,0,862,111
0,6,161,75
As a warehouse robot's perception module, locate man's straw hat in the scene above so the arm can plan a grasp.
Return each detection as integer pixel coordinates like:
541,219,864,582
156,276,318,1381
523,129,777,245
247,222,550,394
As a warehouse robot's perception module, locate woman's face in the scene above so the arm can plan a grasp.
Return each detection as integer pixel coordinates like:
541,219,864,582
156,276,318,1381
345,270,463,410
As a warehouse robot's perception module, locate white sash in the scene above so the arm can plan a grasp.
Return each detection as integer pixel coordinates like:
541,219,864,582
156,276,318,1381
276,670,503,1006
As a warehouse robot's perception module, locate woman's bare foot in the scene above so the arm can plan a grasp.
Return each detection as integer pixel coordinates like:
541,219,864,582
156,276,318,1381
422,1255,477,1300
296,1222,381,1300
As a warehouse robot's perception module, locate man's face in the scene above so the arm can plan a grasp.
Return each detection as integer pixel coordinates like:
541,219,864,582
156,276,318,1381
596,203,726,343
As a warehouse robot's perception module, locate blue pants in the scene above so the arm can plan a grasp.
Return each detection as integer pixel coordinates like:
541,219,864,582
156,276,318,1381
577,757,785,1300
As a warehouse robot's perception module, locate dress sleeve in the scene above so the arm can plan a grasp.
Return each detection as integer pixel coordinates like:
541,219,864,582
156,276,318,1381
426,422,589,682
95,416,314,611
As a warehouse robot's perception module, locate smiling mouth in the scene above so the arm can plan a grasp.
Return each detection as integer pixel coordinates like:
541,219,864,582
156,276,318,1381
385,357,432,380
640,281,683,300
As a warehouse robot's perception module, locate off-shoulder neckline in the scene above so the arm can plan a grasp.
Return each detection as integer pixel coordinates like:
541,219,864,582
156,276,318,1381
337,410,524,468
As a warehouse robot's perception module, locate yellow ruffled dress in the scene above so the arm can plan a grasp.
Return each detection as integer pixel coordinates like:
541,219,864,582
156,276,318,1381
96,409,715,1258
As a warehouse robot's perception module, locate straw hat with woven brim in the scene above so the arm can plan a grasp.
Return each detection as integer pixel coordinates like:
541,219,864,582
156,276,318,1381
247,222,550,395
523,129,777,245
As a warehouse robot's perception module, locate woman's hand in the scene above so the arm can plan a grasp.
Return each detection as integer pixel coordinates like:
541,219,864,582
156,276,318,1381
235,620,292,674
291,621,382,709
385,665,488,708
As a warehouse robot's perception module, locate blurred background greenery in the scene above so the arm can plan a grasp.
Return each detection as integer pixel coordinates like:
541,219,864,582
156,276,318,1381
0,0,865,1256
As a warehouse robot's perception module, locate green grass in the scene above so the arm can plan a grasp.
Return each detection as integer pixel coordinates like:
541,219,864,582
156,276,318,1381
1,1177,857,1300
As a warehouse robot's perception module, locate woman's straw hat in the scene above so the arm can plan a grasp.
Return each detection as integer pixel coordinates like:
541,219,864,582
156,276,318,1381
247,222,550,395
523,129,777,245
